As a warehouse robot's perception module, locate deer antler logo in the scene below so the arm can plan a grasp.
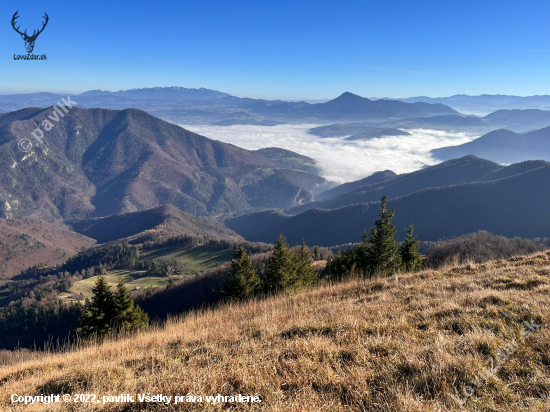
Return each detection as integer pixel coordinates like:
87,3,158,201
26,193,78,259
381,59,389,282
11,11,49,53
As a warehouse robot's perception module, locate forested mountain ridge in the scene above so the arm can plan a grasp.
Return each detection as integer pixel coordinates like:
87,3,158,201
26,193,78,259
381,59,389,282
68,204,241,244
432,125,550,163
228,159,550,245
0,107,330,220
288,155,501,214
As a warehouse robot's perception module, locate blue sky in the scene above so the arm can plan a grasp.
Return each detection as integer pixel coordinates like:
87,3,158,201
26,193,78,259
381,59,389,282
2,0,550,100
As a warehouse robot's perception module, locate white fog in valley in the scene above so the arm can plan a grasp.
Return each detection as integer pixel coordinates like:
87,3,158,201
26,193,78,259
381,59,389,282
181,124,479,183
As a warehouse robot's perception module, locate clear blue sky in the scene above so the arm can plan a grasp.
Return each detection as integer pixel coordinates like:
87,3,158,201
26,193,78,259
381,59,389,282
2,0,550,100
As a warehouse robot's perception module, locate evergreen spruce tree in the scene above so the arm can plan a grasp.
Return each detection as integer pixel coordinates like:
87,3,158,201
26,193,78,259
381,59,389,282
263,235,296,293
113,280,149,332
356,229,371,273
365,195,402,276
222,244,261,300
114,279,134,328
293,241,318,288
327,248,358,279
78,275,116,337
78,277,149,337
400,224,423,272
128,305,150,331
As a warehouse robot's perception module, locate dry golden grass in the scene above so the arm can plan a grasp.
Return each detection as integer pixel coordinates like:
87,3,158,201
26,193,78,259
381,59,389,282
1,253,550,411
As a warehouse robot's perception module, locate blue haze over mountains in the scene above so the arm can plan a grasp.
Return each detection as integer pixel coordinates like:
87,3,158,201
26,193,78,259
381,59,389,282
1,86,550,247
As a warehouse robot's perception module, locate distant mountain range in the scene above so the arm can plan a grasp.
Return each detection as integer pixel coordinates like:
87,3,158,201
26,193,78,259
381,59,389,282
8,88,550,129
288,156,501,214
8,88,550,142
432,126,550,163
0,107,332,221
81,87,231,100
3,88,550,251
0,88,458,126
395,94,550,115
309,109,550,138
226,157,550,245
283,92,457,121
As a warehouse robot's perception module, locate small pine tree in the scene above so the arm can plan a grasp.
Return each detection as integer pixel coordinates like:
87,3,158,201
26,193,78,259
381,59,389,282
113,279,149,332
78,277,149,337
114,280,133,324
327,248,358,279
128,305,150,331
222,244,261,300
356,229,371,273
400,224,423,272
293,241,318,288
365,195,402,276
78,275,116,337
263,235,296,293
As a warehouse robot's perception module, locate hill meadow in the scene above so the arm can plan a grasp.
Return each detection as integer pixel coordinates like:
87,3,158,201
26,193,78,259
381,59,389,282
1,252,549,411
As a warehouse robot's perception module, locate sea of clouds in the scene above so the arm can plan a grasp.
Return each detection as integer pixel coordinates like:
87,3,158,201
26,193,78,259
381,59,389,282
181,124,479,184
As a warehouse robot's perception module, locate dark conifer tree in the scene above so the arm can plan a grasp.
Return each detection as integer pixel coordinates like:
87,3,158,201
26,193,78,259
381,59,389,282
222,244,261,300
356,229,371,273
327,248,358,279
400,224,423,272
365,195,401,276
263,235,296,292
114,280,134,322
293,241,318,287
78,275,116,336
128,305,150,332
78,277,149,337
114,279,150,332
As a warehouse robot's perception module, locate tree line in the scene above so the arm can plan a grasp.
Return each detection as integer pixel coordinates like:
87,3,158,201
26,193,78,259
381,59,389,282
328,195,422,278
222,238,318,300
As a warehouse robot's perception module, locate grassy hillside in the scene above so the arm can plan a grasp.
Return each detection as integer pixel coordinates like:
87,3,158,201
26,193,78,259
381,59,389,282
140,243,235,269
59,270,147,301
1,252,549,411
59,243,236,302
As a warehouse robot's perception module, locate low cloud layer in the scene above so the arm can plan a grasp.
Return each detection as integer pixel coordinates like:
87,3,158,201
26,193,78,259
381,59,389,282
181,124,479,184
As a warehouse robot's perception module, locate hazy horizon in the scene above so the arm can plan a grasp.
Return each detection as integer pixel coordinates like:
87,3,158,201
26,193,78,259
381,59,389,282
3,1,550,99
5,87,550,102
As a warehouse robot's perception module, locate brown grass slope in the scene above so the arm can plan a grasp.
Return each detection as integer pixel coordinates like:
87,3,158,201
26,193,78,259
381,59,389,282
1,253,550,411
0,217,95,280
